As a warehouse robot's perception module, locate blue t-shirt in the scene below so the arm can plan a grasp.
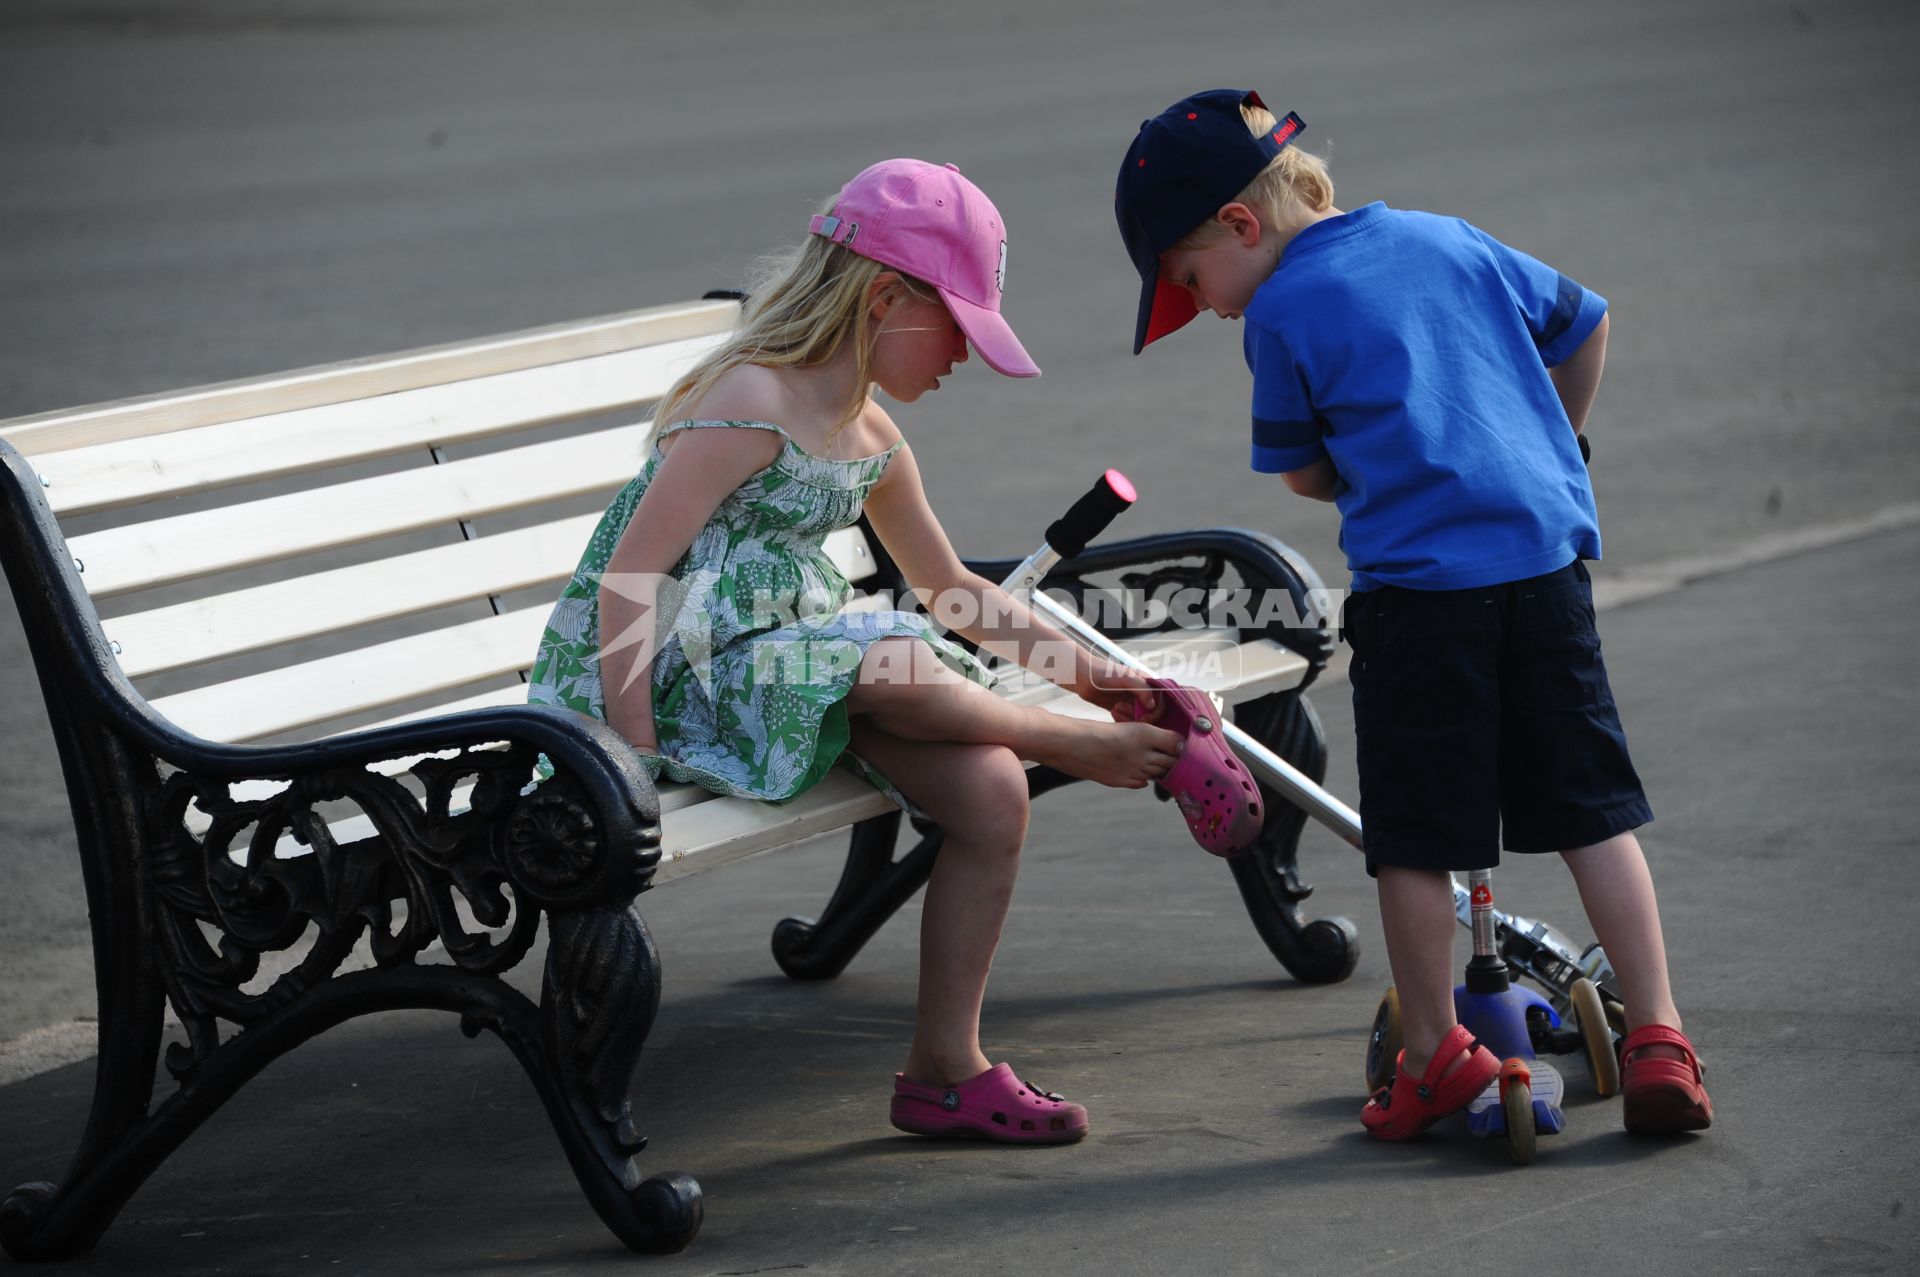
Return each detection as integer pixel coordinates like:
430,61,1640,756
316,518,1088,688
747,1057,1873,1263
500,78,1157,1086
1244,202,1607,592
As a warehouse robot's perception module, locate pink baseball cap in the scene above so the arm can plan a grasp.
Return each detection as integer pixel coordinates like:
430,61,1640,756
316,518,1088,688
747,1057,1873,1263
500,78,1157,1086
809,159,1040,379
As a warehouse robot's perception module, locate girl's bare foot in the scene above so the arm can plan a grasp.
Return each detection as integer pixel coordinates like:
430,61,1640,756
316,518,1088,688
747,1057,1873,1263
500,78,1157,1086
1035,719,1182,788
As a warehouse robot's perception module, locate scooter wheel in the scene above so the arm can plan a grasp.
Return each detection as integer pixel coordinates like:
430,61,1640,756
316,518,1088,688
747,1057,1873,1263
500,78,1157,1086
1297,916,1362,985
1570,977,1622,1097
1364,986,1402,1093
1502,1078,1536,1165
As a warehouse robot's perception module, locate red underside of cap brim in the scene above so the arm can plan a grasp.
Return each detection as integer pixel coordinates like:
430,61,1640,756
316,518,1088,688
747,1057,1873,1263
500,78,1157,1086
1136,280,1198,349
1142,278,1202,350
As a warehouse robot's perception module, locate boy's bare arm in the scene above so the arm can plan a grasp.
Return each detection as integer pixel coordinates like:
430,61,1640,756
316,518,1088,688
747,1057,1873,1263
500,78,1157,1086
1282,455,1342,502
1549,312,1609,434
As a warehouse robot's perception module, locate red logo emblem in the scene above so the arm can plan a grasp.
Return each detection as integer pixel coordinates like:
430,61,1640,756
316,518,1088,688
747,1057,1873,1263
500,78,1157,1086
1471,882,1493,908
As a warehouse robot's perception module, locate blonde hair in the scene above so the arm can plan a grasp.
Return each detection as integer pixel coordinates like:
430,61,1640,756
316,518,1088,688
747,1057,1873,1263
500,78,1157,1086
1181,102,1334,247
654,217,937,443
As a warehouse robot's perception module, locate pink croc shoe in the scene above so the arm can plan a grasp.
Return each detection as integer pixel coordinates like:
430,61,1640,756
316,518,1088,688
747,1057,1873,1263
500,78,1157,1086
890,1063,1089,1144
1123,676,1264,856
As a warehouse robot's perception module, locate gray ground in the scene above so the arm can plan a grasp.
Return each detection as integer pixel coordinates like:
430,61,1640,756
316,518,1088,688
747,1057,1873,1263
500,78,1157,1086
2,1,1918,1273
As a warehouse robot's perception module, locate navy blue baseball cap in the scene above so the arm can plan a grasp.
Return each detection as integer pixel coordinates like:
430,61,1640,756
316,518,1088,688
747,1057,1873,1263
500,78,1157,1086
1116,89,1305,354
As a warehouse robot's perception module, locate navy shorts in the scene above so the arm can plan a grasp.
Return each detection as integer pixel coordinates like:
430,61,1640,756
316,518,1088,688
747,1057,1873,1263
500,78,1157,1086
1344,560,1651,874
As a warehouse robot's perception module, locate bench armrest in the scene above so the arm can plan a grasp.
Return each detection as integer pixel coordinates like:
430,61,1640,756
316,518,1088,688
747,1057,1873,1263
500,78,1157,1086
961,525,1337,690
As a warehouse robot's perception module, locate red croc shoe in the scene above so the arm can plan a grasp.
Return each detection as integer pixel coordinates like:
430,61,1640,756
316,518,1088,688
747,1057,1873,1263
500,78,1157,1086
1361,1024,1502,1142
890,1063,1089,1144
1620,1025,1713,1133
1122,677,1264,856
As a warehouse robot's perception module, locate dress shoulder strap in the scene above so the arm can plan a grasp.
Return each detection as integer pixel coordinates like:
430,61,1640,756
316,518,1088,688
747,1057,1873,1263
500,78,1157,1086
655,418,792,442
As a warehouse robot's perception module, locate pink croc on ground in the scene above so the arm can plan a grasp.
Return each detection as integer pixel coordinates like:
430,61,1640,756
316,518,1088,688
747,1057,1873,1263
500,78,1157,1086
890,1063,1089,1144
1123,676,1264,856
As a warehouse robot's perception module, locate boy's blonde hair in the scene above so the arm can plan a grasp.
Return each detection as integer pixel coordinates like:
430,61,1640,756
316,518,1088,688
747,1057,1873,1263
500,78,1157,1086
654,223,937,442
1181,101,1334,247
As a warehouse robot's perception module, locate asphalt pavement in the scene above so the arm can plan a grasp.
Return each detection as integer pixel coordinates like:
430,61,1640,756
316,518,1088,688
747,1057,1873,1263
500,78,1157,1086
2,1,1917,1273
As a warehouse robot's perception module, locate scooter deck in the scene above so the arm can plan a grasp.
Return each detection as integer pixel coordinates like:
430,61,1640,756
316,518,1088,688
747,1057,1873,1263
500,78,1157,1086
1465,1060,1567,1138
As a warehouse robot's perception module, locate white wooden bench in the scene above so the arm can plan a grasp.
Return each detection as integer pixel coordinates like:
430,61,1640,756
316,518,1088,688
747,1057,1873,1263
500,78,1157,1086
0,296,1354,1262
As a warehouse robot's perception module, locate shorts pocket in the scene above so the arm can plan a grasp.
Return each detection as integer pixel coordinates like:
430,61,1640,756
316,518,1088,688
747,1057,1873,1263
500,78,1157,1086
1508,578,1607,711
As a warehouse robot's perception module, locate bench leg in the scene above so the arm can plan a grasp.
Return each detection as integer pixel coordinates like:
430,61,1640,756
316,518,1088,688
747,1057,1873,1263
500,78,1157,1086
0,955,706,1260
0,941,170,1261
1222,691,1362,984
0,943,702,1260
771,811,937,980
535,904,703,1253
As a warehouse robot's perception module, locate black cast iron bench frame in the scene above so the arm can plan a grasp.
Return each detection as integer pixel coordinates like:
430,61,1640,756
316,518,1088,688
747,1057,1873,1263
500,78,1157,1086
0,299,1355,1261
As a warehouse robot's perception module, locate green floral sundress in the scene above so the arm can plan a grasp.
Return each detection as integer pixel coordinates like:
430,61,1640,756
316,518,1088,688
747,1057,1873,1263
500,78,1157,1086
528,419,995,805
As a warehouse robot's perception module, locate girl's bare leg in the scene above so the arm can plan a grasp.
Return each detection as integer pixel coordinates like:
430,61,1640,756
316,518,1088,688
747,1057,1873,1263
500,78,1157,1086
844,638,1179,789
846,718,1029,1087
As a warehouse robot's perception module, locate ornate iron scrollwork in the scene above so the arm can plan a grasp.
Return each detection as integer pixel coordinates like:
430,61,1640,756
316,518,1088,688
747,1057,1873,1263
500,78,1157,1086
140,743,628,1080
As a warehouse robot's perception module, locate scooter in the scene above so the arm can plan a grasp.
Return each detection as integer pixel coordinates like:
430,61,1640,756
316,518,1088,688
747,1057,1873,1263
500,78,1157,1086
1008,472,1625,1160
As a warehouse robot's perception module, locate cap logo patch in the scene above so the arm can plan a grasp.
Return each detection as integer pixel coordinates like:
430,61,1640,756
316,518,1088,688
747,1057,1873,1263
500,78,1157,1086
996,240,1008,293
1272,113,1303,146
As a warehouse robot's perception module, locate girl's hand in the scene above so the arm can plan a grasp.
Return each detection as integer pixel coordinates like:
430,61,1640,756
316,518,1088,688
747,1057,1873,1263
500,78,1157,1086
1077,661,1160,723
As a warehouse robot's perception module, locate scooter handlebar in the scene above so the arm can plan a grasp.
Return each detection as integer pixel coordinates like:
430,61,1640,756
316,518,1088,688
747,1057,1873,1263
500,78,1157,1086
1044,469,1137,559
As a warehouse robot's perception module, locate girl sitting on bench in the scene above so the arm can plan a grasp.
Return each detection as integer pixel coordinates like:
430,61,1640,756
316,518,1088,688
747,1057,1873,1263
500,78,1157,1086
530,159,1185,1144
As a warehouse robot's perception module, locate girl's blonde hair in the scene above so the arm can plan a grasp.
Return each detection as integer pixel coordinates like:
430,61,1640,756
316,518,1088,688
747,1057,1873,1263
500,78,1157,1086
653,222,937,444
1181,102,1334,247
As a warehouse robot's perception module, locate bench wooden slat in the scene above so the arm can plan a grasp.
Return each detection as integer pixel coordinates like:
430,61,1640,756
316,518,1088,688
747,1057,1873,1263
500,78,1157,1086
109,522,881,680
142,523,896,741
68,423,652,598
108,513,603,678
148,606,555,743
33,337,726,518
654,769,896,882
353,683,533,732
0,299,739,457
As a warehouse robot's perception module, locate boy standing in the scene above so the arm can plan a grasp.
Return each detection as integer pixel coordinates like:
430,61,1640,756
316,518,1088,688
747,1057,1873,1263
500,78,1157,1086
1116,89,1712,1138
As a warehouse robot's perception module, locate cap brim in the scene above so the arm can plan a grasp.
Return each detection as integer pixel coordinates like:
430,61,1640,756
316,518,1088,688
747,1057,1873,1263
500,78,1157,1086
943,291,1041,379
1132,270,1201,355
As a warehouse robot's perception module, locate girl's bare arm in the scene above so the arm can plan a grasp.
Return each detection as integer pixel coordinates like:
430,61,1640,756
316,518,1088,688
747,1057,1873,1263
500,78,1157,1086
598,423,782,748
862,438,1151,711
